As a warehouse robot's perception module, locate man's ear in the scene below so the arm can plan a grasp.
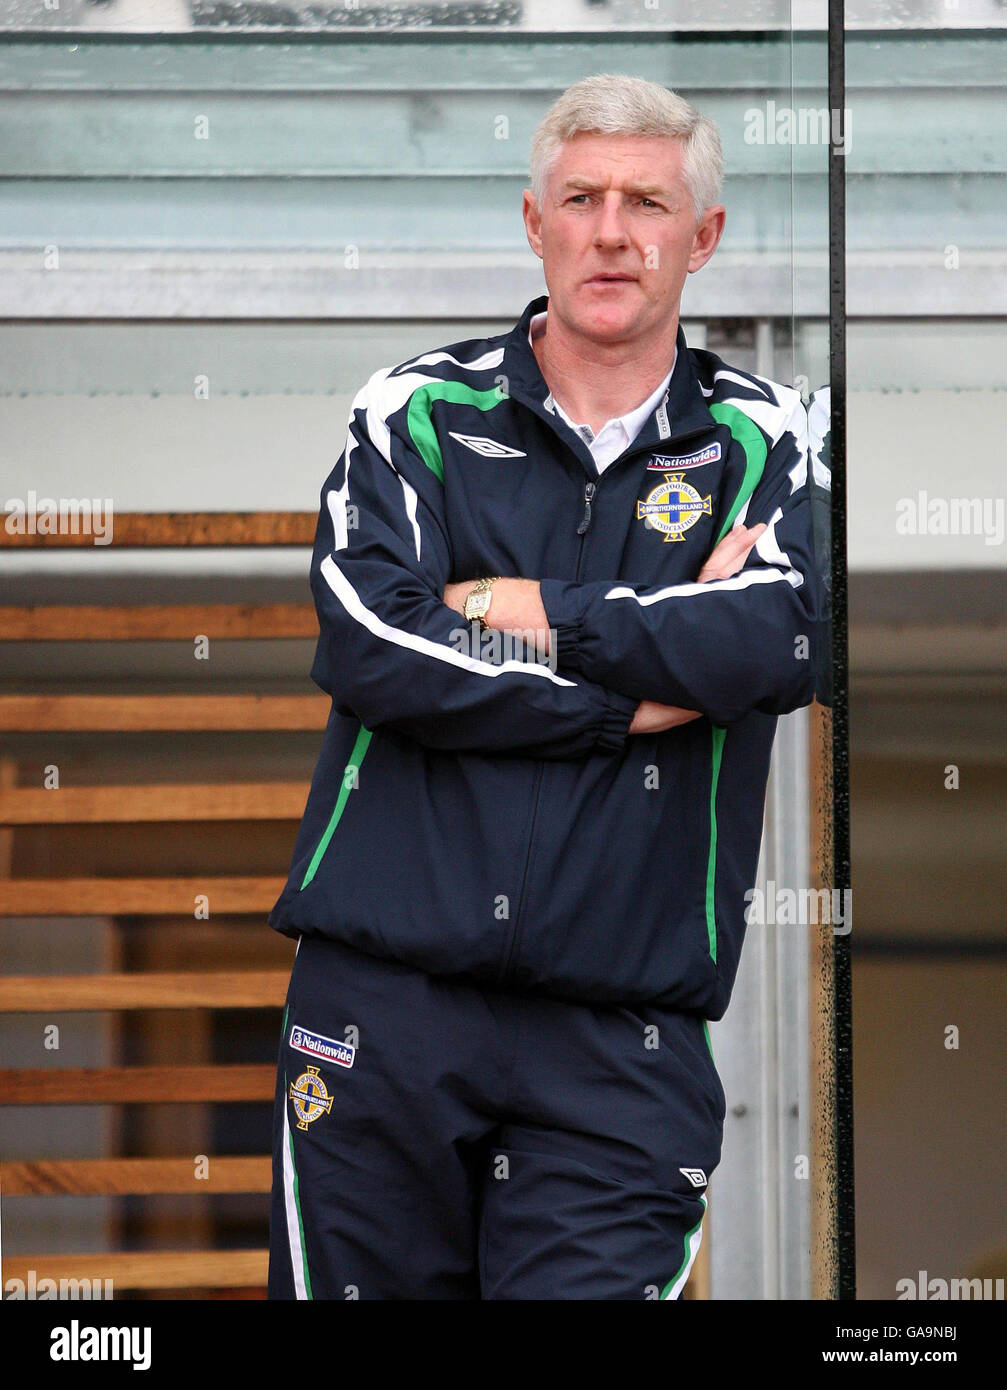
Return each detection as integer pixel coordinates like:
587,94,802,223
522,189,544,260
688,205,726,274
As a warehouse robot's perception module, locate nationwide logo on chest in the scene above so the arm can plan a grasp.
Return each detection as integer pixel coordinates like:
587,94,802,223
637,472,713,542
646,442,721,471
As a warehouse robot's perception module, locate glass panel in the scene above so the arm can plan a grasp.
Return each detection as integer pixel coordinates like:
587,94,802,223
0,0,843,1300
844,11,1007,1305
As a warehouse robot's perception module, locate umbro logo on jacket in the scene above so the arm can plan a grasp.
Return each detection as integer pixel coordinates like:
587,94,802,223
448,431,528,458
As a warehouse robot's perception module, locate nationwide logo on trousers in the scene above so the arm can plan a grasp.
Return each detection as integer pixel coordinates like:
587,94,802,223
289,1022,355,1069
448,432,527,458
647,441,721,471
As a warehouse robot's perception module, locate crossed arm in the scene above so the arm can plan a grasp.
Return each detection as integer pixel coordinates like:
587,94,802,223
442,522,766,735
310,379,820,756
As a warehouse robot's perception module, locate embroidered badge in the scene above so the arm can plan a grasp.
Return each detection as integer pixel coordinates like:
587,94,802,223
289,1022,355,1070
647,442,721,471
289,1066,334,1131
637,473,713,542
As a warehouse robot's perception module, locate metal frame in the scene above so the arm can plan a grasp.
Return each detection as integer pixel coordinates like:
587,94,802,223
828,0,856,1302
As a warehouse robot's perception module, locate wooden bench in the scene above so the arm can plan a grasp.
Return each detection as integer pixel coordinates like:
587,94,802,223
0,512,320,1298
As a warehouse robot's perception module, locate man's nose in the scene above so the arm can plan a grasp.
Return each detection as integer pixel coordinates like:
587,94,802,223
593,194,630,247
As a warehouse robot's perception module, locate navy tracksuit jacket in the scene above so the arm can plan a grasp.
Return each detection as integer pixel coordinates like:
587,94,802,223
267,295,826,1300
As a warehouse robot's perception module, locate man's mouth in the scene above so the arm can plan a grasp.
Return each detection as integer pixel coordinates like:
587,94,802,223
585,273,636,285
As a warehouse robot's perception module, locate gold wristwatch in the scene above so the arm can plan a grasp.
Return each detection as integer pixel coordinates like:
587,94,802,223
463,576,501,630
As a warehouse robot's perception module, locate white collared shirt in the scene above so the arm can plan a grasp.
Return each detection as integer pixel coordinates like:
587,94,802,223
528,311,676,473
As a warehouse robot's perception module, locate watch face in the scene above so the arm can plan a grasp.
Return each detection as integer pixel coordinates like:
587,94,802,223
467,590,492,620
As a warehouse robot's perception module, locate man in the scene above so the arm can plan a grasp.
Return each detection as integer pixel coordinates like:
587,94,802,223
267,73,822,1300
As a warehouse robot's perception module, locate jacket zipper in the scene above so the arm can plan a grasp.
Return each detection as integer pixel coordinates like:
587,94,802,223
497,759,546,983
576,480,595,536
498,459,602,979
570,422,714,545
495,414,714,982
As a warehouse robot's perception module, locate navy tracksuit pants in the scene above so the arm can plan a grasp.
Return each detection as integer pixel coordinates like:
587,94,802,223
268,934,726,1301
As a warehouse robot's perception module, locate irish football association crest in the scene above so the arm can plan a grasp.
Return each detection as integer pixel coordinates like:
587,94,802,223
637,472,713,542
289,1066,334,1131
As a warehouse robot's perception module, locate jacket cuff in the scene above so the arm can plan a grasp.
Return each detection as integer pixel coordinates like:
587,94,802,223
540,577,588,665
596,688,639,752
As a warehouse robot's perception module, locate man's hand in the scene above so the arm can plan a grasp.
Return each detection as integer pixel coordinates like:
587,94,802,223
697,522,766,582
443,577,551,652
628,700,703,735
442,520,768,734
443,525,767,625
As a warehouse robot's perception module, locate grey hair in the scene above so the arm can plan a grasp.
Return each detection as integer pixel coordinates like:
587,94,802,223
529,73,723,222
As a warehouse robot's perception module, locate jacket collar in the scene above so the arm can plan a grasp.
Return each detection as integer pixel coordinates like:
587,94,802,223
502,294,716,452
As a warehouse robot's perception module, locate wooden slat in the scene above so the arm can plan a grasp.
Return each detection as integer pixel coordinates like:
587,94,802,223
0,1250,268,1290
0,782,309,824
131,915,210,1248
1,1156,271,1196
0,1065,275,1104
99,919,296,966
0,877,285,915
0,971,288,1011
0,603,317,641
0,511,315,548
0,694,328,731
0,757,14,876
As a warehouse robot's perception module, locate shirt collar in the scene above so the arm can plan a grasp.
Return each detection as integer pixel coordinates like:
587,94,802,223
503,294,716,451
527,311,675,442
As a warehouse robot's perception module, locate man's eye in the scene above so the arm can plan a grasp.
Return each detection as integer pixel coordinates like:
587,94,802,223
639,198,660,209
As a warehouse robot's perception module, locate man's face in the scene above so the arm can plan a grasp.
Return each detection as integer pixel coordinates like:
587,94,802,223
522,132,725,347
